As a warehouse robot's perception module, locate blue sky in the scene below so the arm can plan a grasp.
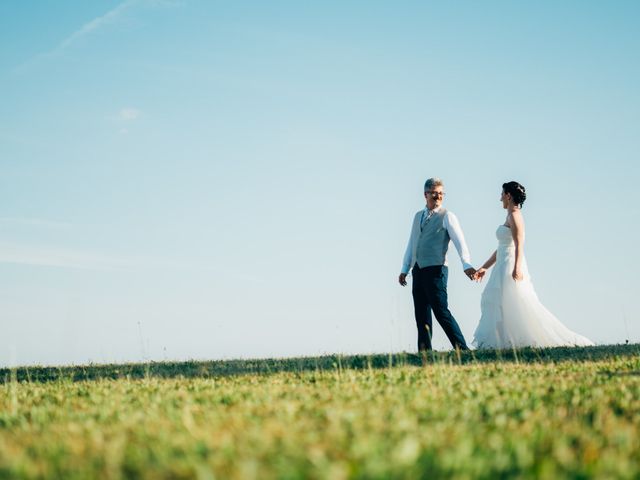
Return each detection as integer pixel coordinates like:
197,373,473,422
1,1,639,366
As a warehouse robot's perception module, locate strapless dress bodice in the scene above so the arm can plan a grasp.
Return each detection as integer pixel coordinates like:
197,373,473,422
496,225,515,255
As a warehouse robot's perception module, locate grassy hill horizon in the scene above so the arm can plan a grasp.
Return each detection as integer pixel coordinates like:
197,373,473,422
2,342,638,384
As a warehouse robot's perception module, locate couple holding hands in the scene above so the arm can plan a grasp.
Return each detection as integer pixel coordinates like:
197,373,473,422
398,177,593,351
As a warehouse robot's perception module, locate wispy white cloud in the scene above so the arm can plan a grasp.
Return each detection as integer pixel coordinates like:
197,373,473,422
116,107,141,134
55,1,137,54
52,0,186,55
14,0,184,72
0,217,73,229
0,219,123,270
12,1,137,72
0,241,207,272
119,107,141,120
0,243,131,271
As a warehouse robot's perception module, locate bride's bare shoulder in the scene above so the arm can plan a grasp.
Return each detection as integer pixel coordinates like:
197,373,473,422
506,208,525,227
511,209,525,229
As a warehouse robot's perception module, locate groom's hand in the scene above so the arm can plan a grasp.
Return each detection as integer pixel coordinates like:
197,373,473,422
464,268,476,280
398,273,408,286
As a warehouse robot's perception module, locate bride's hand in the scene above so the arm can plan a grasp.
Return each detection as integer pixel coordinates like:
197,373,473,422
512,267,523,281
474,268,486,282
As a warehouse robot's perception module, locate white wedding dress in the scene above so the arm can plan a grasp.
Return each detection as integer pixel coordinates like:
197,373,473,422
472,225,594,349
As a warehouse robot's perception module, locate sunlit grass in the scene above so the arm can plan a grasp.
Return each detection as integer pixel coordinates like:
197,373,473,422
0,345,639,479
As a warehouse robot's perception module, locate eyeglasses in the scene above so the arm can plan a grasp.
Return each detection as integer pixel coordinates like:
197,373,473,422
427,191,445,197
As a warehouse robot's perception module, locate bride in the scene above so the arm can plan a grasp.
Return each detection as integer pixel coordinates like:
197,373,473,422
472,181,594,349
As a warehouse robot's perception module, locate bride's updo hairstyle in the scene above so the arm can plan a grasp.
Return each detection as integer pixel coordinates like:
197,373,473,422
503,181,526,208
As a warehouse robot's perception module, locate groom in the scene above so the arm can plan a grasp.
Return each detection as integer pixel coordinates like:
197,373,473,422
398,177,475,351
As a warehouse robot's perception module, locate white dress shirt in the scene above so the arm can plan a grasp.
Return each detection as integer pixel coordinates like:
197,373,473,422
401,206,473,274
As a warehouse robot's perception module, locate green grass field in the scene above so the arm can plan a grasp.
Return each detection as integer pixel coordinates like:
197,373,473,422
1,345,639,479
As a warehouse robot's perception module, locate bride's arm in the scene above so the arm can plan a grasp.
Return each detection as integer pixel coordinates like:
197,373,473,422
510,210,525,280
474,250,496,281
481,251,497,270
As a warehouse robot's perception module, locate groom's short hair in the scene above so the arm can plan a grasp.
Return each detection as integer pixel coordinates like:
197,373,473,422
424,177,443,192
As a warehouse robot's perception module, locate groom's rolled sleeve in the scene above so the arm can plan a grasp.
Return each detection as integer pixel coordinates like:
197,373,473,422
445,212,473,271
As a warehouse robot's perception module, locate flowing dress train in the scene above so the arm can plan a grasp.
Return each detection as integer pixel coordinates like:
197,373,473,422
473,225,594,349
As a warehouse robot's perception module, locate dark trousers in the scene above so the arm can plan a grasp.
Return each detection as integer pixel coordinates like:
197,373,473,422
412,264,468,351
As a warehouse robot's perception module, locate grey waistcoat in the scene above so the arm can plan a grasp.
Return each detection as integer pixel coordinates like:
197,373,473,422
412,208,450,268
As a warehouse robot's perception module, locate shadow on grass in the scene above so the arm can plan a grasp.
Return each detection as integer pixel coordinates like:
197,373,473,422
1,343,638,385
